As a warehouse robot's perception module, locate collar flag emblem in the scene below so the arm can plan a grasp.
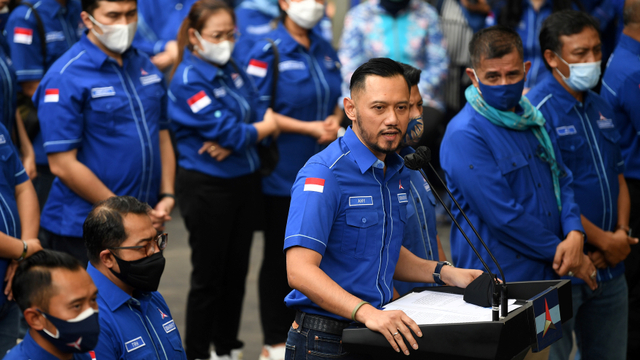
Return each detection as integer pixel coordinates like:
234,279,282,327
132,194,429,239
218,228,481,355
90,350,96,360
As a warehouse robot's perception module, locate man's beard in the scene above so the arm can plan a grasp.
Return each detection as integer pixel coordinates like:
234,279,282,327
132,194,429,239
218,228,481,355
355,112,402,154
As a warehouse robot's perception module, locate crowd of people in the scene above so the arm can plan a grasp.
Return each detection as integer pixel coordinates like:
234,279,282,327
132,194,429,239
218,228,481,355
0,0,638,360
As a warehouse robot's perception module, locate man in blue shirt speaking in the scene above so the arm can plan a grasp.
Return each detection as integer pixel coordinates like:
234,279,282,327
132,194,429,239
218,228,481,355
33,0,176,266
83,196,186,360
283,58,483,360
440,26,594,297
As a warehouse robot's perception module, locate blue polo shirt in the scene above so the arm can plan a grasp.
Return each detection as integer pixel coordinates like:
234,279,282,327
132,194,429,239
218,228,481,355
0,43,17,136
168,51,261,178
34,34,168,238
602,34,640,181
3,331,92,360
528,75,625,283
133,0,197,56
0,123,29,310
87,263,186,360
395,147,439,296
6,0,83,165
440,103,584,282
245,23,342,196
284,127,410,320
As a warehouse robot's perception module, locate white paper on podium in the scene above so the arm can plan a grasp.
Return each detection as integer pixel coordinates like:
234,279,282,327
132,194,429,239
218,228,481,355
382,291,522,325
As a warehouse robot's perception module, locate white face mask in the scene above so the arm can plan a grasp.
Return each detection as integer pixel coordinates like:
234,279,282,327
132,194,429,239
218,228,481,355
194,31,234,66
286,0,324,30
88,14,137,54
554,53,601,91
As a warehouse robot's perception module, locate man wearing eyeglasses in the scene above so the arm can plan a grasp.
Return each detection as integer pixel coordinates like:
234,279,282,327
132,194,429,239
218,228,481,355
82,196,186,360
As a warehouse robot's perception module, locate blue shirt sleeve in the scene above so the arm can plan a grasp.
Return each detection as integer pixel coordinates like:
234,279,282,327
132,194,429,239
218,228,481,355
168,83,258,152
93,317,120,360
6,10,45,82
245,42,276,109
442,126,568,261
284,162,341,256
551,131,586,237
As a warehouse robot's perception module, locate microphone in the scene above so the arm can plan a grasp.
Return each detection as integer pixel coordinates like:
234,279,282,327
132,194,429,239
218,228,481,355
404,147,508,320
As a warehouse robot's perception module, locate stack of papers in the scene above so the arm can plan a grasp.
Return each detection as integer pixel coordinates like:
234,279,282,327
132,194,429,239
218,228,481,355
383,291,521,325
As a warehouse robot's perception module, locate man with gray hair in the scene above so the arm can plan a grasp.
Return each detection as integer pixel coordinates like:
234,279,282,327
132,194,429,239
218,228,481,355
602,0,640,357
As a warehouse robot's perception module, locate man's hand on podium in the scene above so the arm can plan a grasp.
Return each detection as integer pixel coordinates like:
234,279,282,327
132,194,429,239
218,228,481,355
355,304,422,356
440,266,484,288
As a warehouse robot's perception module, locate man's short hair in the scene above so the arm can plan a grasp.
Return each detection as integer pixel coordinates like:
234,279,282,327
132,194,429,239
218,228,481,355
624,0,640,26
83,196,151,264
12,250,83,312
469,25,524,69
82,0,137,14
400,63,422,88
349,58,410,97
540,10,600,70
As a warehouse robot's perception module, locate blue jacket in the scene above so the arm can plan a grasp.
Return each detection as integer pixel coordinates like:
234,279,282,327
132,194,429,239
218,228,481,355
440,103,584,281
528,74,625,283
168,51,262,178
245,23,342,196
602,34,640,181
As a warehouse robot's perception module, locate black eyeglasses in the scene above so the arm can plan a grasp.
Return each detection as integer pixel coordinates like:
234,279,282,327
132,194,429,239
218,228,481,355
108,233,168,257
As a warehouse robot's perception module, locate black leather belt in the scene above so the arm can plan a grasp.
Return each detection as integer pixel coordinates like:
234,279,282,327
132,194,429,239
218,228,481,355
294,311,351,336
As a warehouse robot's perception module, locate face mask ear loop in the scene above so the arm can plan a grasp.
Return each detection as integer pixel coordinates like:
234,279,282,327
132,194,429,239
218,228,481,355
472,69,482,94
36,311,60,339
553,52,571,80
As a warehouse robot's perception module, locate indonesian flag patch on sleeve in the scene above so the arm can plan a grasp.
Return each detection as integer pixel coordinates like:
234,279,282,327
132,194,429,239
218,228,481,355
13,27,33,44
89,350,96,360
304,178,325,193
187,90,211,113
44,89,59,103
246,59,268,78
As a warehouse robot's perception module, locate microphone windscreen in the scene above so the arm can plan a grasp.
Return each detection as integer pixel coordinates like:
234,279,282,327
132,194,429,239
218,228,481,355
416,146,432,163
403,153,424,171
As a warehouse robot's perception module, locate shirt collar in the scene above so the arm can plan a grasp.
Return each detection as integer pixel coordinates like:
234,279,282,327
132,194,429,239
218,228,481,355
38,0,64,16
273,22,325,54
343,127,404,175
21,331,61,360
87,262,135,312
542,74,590,114
183,50,222,82
619,34,640,55
79,32,137,69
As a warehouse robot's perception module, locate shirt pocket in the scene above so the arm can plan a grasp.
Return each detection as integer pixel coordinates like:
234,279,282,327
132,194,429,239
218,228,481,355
138,82,165,123
599,127,623,172
277,66,314,108
556,135,585,171
87,96,124,136
496,153,534,200
166,328,185,354
342,209,379,259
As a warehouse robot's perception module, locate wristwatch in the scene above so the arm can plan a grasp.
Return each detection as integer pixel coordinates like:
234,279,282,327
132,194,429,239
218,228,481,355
433,261,453,285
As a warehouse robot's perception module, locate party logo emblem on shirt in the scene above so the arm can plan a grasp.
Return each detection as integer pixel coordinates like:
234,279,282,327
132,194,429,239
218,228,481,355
44,89,59,103
247,59,268,78
13,27,33,44
304,178,325,193
0,134,6,144
232,73,244,89
187,90,212,113
158,308,169,319
89,351,96,360
597,112,615,129
141,68,149,76
399,180,404,190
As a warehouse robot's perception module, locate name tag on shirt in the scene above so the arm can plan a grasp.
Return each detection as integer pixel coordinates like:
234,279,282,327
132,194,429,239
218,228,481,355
398,193,408,203
279,60,306,72
597,118,615,129
163,320,176,333
140,74,162,86
349,196,373,206
0,134,5,144
125,337,146,352
213,87,227,98
91,86,116,98
246,23,272,35
556,125,577,136
45,31,65,43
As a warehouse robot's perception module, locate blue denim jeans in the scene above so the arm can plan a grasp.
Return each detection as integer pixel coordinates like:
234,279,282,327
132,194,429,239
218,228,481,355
285,323,368,360
549,274,628,360
0,301,19,357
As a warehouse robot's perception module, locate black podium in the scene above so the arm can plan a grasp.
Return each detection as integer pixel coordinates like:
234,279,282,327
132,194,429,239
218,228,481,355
342,280,572,360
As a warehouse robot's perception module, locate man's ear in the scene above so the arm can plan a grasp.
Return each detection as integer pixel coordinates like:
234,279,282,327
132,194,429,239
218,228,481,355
99,249,116,270
80,11,94,32
343,97,357,123
544,49,559,70
465,67,479,88
24,308,45,331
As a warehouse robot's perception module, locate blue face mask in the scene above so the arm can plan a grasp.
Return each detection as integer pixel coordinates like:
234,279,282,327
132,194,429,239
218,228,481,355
554,53,601,92
473,69,525,111
38,307,100,354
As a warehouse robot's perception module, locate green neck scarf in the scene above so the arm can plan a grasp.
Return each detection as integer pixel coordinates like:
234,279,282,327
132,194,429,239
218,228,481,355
465,85,562,210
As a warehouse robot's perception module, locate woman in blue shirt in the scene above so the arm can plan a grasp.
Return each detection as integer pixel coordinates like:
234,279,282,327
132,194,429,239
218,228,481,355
167,1,277,359
243,1,342,358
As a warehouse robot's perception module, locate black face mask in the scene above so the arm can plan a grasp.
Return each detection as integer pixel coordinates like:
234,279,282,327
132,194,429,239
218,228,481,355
380,0,411,16
109,251,166,292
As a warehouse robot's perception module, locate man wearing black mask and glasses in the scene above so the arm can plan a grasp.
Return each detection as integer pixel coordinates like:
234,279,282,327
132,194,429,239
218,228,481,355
83,196,186,360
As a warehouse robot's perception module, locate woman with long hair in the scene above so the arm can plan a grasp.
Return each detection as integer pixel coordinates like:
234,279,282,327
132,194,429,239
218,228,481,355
168,1,278,359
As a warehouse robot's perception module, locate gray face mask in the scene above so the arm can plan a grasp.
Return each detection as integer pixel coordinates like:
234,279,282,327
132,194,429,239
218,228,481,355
88,14,137,54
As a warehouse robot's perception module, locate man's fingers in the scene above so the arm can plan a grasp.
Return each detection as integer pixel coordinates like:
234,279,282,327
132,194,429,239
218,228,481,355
629,237,639,245
391,329,410,355
397,323,418,351
552,247,564,271
382,331,400,353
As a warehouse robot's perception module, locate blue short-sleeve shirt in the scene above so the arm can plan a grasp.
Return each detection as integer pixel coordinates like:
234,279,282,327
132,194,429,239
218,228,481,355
3,331,92,360
440,103,584,282
602,34,640,181
168,51,261,178
245,23,342,196
395,147,439,296
528,75,625,283
34,34,168,238
87,263,187,360
284,127,410,320
0,43,17,136
133,0,197,56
